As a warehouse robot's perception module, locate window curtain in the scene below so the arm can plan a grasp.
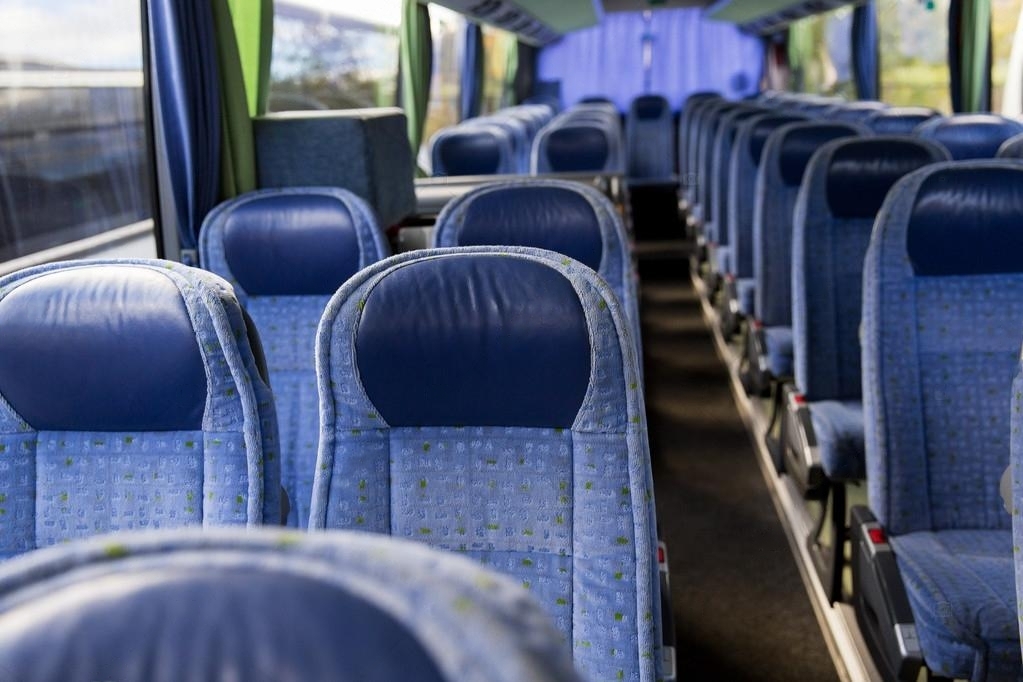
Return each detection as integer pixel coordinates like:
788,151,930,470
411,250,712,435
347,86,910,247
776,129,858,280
502,36,518,107
851,0,880,100
537,9,762,110
225,0,272,117
401,0,433,171
787,20,815,92
146,0,222,258
513,41,538,104
959,0,992,111
461,23,484,120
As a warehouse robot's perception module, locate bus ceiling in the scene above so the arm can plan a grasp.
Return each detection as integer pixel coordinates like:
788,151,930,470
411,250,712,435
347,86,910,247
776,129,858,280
425,0,868,46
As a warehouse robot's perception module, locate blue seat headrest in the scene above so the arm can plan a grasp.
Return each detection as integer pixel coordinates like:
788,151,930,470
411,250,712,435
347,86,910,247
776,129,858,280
0,266,206,431
545,126,610,171
221,193,362,296
778,123,862,186
997,132,1023,159
749,114,805,165
453,186,604,272
633,95,668,120
914,115,1023,160
826,138,948,218
355,255,591,428
906,164,1023,276
0,565,445,682
437,130,505,175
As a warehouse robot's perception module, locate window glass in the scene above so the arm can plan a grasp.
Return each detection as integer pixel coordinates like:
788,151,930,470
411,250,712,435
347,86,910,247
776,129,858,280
878,0,951,112
422,6,465,152
269,1,401,111
992,0,1023,113
481,25,516,114
788,8,854,97
0,0,151,261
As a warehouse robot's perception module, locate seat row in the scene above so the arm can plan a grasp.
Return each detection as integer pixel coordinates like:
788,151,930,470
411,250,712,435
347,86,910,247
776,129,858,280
0,181,661,680
429,104,555,176
685,89,1023,680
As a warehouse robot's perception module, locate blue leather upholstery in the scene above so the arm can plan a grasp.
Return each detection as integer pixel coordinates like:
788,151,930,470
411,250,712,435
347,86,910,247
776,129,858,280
865,107,940,135
432,179,642,348
0,528,579,682
201,188,389,529
862,161,1023,680
914,114,1023,160
0,260,281,560
792,137,949,480
534,125,612,173
626,94,674,179
997,132,1023,159
311,246,661,682
431,124,517,176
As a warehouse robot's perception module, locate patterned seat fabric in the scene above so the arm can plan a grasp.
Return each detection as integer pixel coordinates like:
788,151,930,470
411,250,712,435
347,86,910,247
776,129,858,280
792,137,948,480
678,92,722,201
821,101,888,125
996,132,1023,160
681,96,724,209
200,187,390,528
626,94,674,179
864,107,940,135
310,246,661,682
707,105,763,269
753,121,864,376
862,161,1023,680
433,179,641,351
0,260,280,560
913,114,1023,160
0,528,578,682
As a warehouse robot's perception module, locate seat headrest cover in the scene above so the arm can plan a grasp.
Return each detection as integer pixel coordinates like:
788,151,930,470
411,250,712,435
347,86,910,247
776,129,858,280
826,138,947,218
633,95,668,120
222,193,361,296
865,108,940,135
914,115,1023,159
546,127,610,171
356,256,591,427
778,123,862,186
0,566,445,682
455,186,604,272
438,130,504,175
906,164,1023,276
750,114,805,164
0,266,206,431
996,132,1023,159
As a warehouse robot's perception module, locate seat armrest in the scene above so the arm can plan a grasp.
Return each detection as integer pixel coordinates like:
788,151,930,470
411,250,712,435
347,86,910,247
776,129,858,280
658,541,677,681
781,385,824,495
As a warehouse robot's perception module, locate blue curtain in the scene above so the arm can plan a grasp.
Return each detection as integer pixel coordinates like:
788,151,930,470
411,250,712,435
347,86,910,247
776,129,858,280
851,0,879,100
538,9,762,110
147,0,222,258
461,23,484,120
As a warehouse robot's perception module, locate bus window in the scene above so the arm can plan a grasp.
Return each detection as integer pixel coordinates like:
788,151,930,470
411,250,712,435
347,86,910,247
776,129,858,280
268,1,400,112
421,6,465,156
879,0,951,112
787,7,855,97
481,25,517,114
993,0,1023,113
0,0,151,262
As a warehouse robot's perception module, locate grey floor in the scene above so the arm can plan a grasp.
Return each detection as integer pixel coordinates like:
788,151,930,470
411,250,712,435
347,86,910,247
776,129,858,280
639,252,840,682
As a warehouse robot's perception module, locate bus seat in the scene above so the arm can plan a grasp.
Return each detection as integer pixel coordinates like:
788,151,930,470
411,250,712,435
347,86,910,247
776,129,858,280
693,101,742,236
822,100,888,124
681,97,724,212
199,187,389,529
433,179,642,353
0,528,579,682
744,121,865,396
785,137,948,600
430,124,518,177
722,112,805,331
532,123,619,174
310,247,662,682
856,161,1023,681
864,106,941,135
913,114,1023,160
466,116,531,173
626,94,674,179
0,260,281,560
996,132,1023,159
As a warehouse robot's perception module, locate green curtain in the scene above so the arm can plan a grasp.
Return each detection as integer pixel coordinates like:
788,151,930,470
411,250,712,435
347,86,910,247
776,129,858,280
960,0,992,111
503,36,518,107
400,0,433,173
211,0,274,199
786,21,815,92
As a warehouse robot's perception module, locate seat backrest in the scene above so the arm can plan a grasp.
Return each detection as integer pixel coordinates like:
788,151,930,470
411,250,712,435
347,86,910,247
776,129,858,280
709,105,763,249
696,101,743,224
997,132,1023,159
626,94,674,179
0,528,578,682
200,187,389,528
310,246,660,682
753,121,864,325
466,116,531,173
533,123,617,174
430,124,517,176
726,112,806,281
823,100,888,124
679,92,722,179
862,161,1023,535
0,260,280,560
433,179,639,344
683,97,725,203
864,107,940,134
914,114,1023,160
792,137,949,401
